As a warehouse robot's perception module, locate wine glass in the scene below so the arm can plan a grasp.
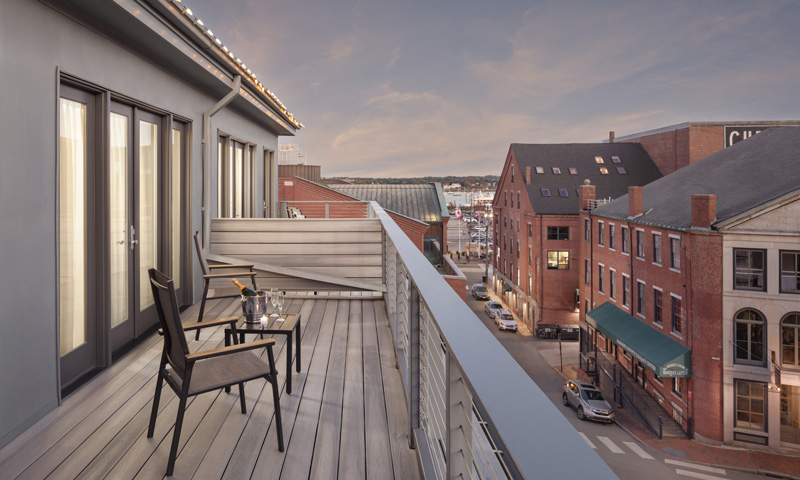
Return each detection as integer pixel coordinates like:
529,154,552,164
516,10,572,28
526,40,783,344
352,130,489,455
276,292,285,321
269,289,278,317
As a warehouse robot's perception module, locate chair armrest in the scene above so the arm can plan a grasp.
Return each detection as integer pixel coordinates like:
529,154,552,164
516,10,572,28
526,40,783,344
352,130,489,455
208,264,255,270
203,272,258,280
186,338,275,362
182,316,238,332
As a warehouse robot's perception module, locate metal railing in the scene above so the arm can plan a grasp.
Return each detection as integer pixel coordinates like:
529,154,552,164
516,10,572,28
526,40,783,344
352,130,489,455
278,200,372,219
375,202,616,479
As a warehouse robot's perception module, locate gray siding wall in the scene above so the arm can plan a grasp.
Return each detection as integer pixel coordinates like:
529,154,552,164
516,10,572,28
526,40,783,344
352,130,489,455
0,0,284,448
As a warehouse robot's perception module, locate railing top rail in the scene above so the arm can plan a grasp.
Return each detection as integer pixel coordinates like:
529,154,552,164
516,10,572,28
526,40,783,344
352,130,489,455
372,202,616,479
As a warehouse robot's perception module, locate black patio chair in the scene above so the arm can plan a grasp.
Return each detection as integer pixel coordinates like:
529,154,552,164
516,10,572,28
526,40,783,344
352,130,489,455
194,230,258,340
147,268,283,476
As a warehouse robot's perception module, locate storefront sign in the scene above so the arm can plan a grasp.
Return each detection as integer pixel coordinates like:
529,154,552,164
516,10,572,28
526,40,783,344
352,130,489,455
725,126,768,148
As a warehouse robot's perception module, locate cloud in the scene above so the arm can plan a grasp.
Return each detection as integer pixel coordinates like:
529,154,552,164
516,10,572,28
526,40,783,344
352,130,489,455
386,47,400,68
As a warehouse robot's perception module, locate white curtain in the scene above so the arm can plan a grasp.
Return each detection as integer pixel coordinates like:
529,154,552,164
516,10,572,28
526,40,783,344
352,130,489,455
171,129,181,289
109,113,129,327
59,98,87,355
139,121,159,310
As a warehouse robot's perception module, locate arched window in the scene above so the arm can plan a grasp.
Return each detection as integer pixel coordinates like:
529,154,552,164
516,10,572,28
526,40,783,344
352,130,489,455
735,309,765,365
781,313,800,368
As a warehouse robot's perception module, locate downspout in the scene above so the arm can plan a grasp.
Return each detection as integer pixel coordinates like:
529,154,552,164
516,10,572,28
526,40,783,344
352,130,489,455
203,75,242,249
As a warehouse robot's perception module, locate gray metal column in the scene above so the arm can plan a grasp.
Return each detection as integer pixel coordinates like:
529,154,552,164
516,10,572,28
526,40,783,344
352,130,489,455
408,283,420,449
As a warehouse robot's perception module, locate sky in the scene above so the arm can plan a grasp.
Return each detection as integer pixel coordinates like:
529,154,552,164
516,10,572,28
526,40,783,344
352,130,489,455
184,0,800,177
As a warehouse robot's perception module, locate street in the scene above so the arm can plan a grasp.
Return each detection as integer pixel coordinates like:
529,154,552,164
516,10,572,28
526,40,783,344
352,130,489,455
448,218,763,480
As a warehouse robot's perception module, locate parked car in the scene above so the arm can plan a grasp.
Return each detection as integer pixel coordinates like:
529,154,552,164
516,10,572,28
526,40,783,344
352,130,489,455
484,301,503,318
562,380,615,423
471,284,490,300
495,310,517,332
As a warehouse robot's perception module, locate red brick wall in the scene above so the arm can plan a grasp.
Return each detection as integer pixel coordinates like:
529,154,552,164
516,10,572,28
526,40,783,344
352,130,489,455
581,211,725,441
388,211,427,252
442,257,468,301
619,129,689,175
688,126,725,166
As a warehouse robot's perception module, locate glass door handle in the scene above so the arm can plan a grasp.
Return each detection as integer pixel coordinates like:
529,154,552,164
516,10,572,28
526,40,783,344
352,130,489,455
130,226,139,251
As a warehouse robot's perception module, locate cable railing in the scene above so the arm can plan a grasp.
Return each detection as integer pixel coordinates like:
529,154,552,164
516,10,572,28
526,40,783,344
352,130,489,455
375,202,616,479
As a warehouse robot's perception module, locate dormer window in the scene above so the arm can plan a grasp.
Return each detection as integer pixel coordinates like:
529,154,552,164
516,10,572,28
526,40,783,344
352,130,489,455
552,167,561,174
541,188,551,197
569,167,578,175
616,166,627,174
612,156,621,163
594,156,604,164
599,167,609,174
535,166,544,174
559,189,568,197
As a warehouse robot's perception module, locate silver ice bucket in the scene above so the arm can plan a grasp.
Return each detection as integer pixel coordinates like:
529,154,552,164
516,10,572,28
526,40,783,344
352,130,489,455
241,293,267,323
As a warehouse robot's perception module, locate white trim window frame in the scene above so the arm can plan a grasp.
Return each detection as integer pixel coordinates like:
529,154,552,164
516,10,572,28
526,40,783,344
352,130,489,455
636,280,646,318
652,232,662,266
609,268,616,300
670,293,683,338
621,226,630,255
669,234,681,272
608,223,616,251
636,228,645,260
598,220,605,247
653,286,663,328
622,273,631,309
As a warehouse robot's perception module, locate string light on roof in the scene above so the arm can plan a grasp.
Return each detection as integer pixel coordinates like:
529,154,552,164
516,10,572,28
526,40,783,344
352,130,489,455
168,0,301,128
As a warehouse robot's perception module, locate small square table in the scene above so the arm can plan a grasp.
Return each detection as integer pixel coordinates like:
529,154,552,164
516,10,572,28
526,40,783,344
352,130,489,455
224,313,301,394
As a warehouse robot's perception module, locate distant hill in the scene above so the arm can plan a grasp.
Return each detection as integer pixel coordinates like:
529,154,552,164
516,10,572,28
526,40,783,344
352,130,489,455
324,175,499,190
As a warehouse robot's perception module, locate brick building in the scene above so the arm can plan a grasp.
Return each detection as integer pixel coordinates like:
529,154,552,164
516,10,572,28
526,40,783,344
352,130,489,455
611,121,800,176
579,127,800,450
491,143,661,333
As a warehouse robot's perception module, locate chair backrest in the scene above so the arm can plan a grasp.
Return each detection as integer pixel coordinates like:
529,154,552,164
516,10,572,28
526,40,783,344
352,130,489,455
149,268,190,375
194,231,210,276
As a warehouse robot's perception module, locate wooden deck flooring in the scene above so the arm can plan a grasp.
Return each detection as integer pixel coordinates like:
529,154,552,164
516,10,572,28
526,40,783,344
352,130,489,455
0,294,421,479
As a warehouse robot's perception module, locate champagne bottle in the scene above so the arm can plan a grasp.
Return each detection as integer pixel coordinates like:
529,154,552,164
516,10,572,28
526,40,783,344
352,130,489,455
232,278,258,297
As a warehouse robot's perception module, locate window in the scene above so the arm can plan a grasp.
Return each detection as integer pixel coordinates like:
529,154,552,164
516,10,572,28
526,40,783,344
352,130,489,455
653,288,663,326
781,313,800,368
637,281,645,316
528,223,532,238
511,165,514,183
547,251,570,270
541,188,551,197
504,216,507,228
611,156,621,164
781,251,800,293
535,166,544,174
623,275,631,308
584,218,590,242
616,166,627,174
517,219,520,233
517,241,520,259
621,226,629,254
218,135,258,218
735,249,766,291
598,221,604,246
609,224,616,250
517,192,521,209
585,259,590,284
636,230,645,259
653,233,662,264
552,167,561,174
609,269,616,299
558,189,568,197
735,309,765,365
528,245,532,266
504,191,507,206
547,226,569,240
599,167,609,175
673,378,682,397
569,167,578,175
670,237,681,270
735,380,766,431
594,156,604,164
510,192,514,208
598,265,604,293
671,295,683,335
503,234,506,251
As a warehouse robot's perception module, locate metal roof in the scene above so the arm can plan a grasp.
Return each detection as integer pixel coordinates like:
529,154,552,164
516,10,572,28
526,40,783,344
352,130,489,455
508,143,662,215
329,184,446,223
592,126,800,229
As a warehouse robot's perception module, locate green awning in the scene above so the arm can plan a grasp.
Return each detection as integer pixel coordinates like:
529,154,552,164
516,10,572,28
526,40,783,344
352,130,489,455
586,302,691,378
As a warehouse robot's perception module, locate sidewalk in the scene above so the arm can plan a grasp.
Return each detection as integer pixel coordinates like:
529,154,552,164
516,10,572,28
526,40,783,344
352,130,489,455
556,363,800,479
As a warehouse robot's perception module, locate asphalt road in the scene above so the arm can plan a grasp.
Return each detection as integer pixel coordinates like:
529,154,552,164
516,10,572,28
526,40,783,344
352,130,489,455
448,218,762,480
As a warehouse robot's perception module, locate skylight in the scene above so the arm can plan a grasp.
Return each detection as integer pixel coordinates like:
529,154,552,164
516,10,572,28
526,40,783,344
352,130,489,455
552,167,562,174
611,156,621,164
569,167,578,175
616,166,627,174
541,188,551,197
594,156,604,164
559,189,568,197
536,166,545,174
599,167,609,175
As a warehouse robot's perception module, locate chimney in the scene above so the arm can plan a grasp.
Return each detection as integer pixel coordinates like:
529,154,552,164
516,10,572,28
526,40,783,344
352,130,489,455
579,179,596,211
628,186,643,217
525,166,531,184
691,194,716,229
609,131,615,143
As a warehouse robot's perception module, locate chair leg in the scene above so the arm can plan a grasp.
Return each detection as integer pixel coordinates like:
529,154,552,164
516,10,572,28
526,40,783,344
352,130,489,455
238,383,247,414
266,345,284,452
148,367,165,438
167,392,188,477
196,281,210,341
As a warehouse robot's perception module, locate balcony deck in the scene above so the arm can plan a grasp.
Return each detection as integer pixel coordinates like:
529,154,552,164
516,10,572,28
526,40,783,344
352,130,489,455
0,293,421,479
